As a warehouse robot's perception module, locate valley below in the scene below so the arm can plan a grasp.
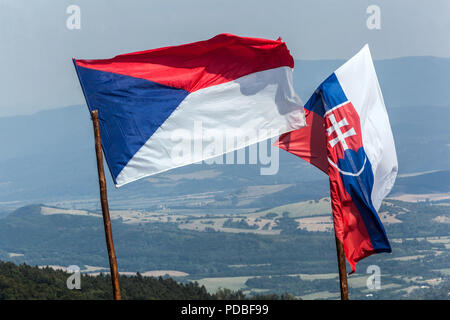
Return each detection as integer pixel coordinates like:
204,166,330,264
1,191,448,300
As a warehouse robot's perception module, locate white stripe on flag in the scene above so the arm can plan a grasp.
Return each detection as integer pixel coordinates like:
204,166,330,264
335,45,398,210
115,66,305,187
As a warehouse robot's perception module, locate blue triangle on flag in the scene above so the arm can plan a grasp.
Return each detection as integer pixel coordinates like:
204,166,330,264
75,65,189,183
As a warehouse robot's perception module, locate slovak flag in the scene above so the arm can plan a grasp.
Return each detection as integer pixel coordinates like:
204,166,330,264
73,34,305,187
276,45,398,272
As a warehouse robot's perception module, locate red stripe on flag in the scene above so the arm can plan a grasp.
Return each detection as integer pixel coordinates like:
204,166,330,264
75,33,294,93
328,163,376,272
275,109,328,173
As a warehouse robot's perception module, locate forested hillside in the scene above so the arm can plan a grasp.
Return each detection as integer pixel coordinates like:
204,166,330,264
0,261,296,300
0,261,214,300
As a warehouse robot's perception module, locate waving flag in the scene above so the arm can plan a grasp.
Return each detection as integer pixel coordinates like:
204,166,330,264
276,45,398,272
74,34,305,187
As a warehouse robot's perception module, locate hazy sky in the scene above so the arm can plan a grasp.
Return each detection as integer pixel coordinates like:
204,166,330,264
1,0,449,117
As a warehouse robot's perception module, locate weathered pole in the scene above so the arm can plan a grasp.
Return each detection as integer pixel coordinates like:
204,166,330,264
334,234,349,300
91,109,121,300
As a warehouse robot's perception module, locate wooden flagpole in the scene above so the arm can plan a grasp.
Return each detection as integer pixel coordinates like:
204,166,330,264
334,233,349,300
91,110,121,300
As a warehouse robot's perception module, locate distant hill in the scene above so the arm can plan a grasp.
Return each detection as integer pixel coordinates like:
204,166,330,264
392,170,450,195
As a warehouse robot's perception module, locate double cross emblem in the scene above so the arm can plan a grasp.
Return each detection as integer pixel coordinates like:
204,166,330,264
324,102,367,177
326,113,356,150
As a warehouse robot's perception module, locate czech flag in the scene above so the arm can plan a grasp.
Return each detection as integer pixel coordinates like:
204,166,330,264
276,45,398,272
73,34,305,187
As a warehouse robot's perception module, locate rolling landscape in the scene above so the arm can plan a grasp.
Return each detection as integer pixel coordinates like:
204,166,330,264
0,57,449,299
